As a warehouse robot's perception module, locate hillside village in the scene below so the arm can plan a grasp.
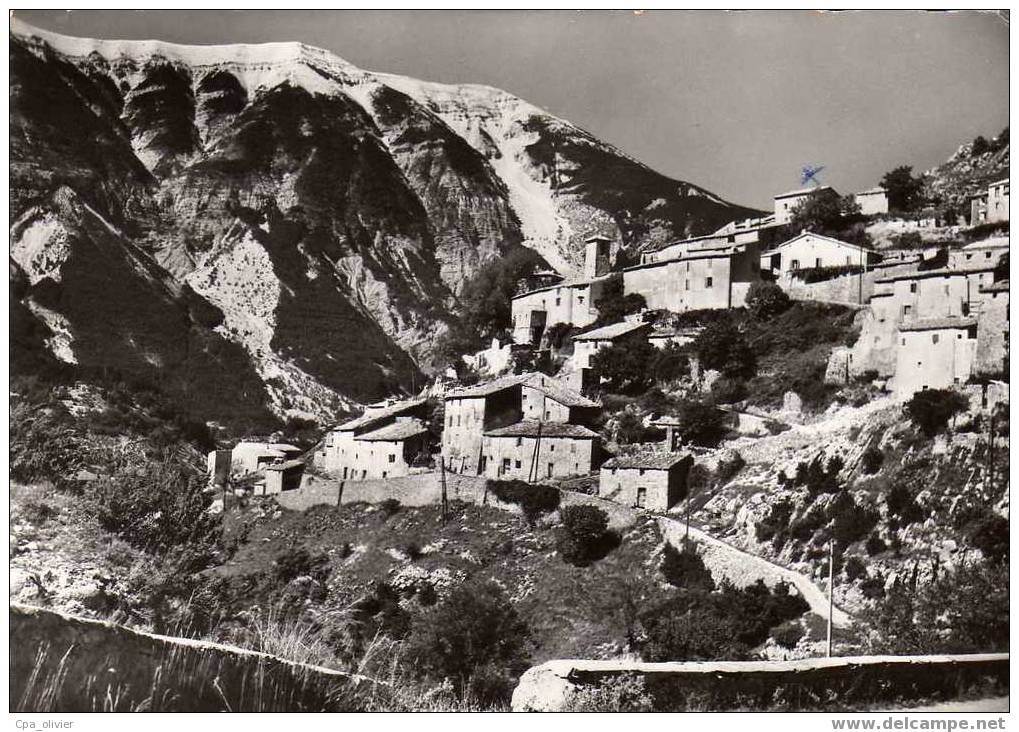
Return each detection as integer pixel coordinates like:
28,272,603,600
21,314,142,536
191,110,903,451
219,172,1009,509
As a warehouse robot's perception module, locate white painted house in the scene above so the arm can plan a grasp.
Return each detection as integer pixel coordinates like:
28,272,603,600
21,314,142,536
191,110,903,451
762,231,880,275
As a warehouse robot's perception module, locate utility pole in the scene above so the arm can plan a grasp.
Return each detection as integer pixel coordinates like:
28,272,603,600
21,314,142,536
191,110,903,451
440,456,449,524
827,539,835,658
987,409,995,492
528,421,543,483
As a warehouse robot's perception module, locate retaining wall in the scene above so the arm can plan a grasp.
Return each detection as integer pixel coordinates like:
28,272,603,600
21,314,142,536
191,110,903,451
10,604,376,712
277,472,488,512
511,654,1009,711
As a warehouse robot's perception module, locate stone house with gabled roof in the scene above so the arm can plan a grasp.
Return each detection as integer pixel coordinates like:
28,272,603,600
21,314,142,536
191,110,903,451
481,420,602,481
975,280,1009,376
521,372,600,425
762,231,881,277
598,452,694,511
442,373,531,474
317,396,429,478
893,317,978,400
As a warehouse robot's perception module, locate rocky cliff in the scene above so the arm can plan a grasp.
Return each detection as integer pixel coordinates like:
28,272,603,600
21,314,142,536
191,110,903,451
9,19,758,425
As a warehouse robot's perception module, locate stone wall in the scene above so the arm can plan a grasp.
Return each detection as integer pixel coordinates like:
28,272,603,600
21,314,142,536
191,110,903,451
277,471,490,512
511,654,1009,712
11,604,373,712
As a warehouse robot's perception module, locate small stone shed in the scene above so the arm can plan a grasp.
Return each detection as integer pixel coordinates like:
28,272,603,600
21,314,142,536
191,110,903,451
597,452,694,511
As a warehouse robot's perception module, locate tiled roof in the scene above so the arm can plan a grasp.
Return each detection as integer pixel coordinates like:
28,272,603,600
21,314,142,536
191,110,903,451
601,452,691,470
265,459,306,472
523,373,599,408
356,419,429,442
774,185,835,199
447,373,532,399
874,266,996,284
899,317,977,332
236,441,301,452
333,397,427,432
981,280,1010,294
573,320,649,342
484,420,600,439
855,187,887,195
511,272,614,300
771,231,875,256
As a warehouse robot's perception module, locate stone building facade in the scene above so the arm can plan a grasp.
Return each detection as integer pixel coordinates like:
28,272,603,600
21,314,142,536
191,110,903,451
986,178,1009,224
621,245,759,313
318,397,429,478
597,453,694,511
762,231,881,276
853,188,889,216
975,280,1009,376
481,421,601,480
892,318,978,399
442,374,529,474
773,186,837,225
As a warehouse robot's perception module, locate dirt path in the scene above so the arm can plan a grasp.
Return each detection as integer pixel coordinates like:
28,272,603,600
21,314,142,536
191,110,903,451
657,515,852,627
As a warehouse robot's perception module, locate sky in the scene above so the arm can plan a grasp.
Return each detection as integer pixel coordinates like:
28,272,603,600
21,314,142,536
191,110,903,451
13,9,1010,210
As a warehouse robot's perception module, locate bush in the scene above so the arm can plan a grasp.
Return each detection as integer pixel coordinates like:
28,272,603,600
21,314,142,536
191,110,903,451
861,447,884,475
486,480,560,525
273,546,330,584
886,484,925,526
746,281,792,319
844,556,867,582
964,510,1009,564
770,620,805,649
563,674,654,712
660,542,715,591
693,319,756,380
710,376,747,404
556,504,617,566
378,498,401,517
649,342,691,385
673,400,730,448
904,389,968,438
865,534,887,556
590,339,659,393
406,580,529,703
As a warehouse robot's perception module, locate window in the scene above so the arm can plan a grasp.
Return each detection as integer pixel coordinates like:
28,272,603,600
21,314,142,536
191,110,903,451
515,460,521,469
685,280,690,290
342,467,348,479
910,283,917,293
555,297,561,306
515,437,522,447
502,458,510,472
705,277,713,288
791,259,799,271
382,471,387,479
638,468,645,476
549,444,555,452
578,295,585,304
457,415,461,427
932,334,939,344
815,258,822,268
636,487,647,508
361,470,367,479
846,256,852,265
547,463,554,478
901,338,906,346
903,305,912,316
966,253,973,261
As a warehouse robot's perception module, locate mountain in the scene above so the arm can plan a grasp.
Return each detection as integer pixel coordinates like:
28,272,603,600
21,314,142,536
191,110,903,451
923,131,1009,209
9,19,760,426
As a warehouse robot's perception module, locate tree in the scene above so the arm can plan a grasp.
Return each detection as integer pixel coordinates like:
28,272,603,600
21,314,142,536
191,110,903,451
543,322,576,351
880,166,925,211
745,281,791,320
594,276,647,326
789,188,863,234
971,135,991,156
406,580,530,703
556,504,617,566
458,246,544,343
693,320,756,380
660,542,715,591
673,400,730,448
649,341,691,385
590,338,659,393
904,388,969,437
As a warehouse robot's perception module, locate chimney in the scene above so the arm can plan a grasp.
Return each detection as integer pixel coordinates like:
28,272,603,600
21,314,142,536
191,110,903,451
584,235,612,279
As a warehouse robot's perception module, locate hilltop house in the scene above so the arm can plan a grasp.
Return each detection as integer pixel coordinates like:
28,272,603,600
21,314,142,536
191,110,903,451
521,372,601,424
572,320,651,369
762,231,881,276
773,186,837,225
481,421,602,481
598,453,694,511
854,188,889,216
317,397,430,479
227,442,303,475
948,240,1009,270
969,178,1010,225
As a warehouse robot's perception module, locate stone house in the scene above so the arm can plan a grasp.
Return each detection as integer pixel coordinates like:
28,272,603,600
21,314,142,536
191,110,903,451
948,241,1009,270
463,336,513,376
853,188,889,216
481,421,601,481
510,236,616,345
442,373,531,474
773,186,837,225
622,243,760,313
572,320,651,370
262,459,305,495
986,178,1009,224
975,280,1009,376
521,372,600,425
318,396,428,477
597,453,694,511
229,442,303,475
893,317,978,400
762,231,881,276
343,418,432,481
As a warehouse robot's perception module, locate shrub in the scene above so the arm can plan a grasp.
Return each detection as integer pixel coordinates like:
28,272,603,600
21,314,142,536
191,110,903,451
273,546,330,584
378,498,401,517
904,389,968,438
746,281,792,319
859,574,886,601
861,447,884,475
486,480,560,525
406,580,529,704
556,504,617,566
563,674,654,712
660,542,715,591
693,320,756,380
590,338,659,393
865,533,887,556
755,500,793,545
710,376,747,404
844,556,867,582
886,484,924,526
826,492,879,550
650,342,691,385
770,620,805,649
673,400,730,448
964,510,1009,564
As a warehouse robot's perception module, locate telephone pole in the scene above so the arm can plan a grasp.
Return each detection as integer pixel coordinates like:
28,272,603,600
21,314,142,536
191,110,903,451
827,539,835,658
